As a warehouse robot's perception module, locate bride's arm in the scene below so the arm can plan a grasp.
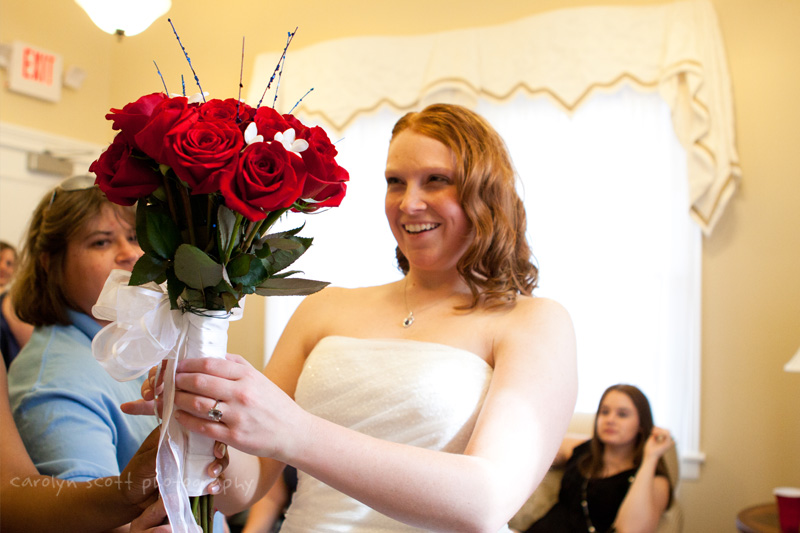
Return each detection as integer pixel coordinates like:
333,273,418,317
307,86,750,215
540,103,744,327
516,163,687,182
174,294,577,532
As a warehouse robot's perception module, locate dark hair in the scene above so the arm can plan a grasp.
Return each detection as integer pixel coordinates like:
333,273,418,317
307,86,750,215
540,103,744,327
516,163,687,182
580,384,673,505
11,184,135,326
390,103,537,310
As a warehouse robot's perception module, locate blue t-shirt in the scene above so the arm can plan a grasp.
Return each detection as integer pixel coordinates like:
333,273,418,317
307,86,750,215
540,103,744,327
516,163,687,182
8,310,157,481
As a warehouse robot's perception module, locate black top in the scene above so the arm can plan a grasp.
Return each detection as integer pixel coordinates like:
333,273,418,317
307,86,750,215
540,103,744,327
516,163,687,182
524,441,639,533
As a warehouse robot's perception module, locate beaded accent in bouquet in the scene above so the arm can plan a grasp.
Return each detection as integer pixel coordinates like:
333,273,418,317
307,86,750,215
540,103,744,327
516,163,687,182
89,22,348,533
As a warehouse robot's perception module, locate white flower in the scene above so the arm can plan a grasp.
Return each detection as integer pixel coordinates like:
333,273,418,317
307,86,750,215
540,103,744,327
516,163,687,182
168,91,210,104
187,91,210,104
274,128,309,154
244,122,264,145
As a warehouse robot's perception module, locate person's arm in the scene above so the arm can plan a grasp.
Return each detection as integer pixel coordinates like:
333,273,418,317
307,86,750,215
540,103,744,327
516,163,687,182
173,293,578,532
612,427,673,533
1,362,155,532
551,435,589,468
241,468,290,533
2,290,34,348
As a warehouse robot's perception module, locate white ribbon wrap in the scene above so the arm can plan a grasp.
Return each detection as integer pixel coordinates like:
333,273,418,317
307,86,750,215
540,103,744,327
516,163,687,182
92,269,243,532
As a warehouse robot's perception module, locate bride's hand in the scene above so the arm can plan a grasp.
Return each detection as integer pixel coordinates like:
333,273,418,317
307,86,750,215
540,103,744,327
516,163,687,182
172,353,300,459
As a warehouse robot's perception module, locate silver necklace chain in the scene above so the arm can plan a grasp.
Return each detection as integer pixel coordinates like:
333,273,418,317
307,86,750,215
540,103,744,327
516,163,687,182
402,277,415,328
401,277,460,328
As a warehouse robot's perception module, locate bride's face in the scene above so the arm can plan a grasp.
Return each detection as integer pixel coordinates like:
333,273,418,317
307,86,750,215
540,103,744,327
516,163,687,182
386,129,473,270
384,130,472,273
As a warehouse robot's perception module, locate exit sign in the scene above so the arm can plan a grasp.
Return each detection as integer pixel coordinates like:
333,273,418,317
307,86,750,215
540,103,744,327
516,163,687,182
8,41,63,102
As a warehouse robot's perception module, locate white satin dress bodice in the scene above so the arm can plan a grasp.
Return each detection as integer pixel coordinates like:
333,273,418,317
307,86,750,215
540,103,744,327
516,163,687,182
279,336,510,533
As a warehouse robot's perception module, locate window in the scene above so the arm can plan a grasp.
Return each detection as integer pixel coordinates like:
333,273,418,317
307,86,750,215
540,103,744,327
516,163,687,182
265,86,702,475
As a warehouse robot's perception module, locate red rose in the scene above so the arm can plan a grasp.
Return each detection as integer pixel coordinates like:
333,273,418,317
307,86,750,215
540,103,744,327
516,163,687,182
282,114,308,136
221,141,306,221
90,134,162,206
105,92,168,150
164,119,244,194
135,97,199,162
293,125,349,211
200,98,255,133
253,107,291,141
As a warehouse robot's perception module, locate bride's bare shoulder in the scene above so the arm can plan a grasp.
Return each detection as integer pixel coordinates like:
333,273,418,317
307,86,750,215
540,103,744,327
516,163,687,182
297,282,397,313
502,295,574,332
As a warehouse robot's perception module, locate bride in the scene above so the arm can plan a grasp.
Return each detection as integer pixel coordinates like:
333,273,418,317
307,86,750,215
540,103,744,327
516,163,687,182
158,103,577,532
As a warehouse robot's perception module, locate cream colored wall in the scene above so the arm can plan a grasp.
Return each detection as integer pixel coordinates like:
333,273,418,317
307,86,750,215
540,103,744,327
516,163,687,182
1,1,798,531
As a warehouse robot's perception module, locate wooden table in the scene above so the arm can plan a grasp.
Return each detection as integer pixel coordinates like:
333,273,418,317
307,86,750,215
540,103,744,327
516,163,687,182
736,503,782,533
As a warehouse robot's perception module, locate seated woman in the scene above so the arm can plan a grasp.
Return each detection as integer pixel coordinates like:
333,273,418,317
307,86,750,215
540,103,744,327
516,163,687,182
1,240,33,367
0,240,17,291
522,384,674,533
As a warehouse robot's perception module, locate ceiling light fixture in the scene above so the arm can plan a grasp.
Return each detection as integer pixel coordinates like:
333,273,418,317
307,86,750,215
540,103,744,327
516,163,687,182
75,0,172,38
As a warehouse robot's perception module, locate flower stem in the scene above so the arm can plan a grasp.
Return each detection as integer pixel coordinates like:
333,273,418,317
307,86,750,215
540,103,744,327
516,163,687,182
162,174,180,224
223,214,243,264
177,183,197,246
242,208,286,252
263,208,287,232
242,219,265,251
205,195,216,254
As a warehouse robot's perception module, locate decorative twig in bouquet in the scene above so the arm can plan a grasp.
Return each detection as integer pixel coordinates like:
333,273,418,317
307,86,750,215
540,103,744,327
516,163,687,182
89,22,348,532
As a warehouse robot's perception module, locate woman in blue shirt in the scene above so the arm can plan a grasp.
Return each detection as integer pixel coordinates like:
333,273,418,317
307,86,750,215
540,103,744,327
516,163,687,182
5,176,226,530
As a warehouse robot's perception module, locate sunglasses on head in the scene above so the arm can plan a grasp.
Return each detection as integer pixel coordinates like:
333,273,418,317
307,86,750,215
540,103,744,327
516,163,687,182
48,175,98,207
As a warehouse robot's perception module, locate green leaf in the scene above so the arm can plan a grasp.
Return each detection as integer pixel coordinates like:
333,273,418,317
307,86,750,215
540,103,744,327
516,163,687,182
230,254,269,287
271,270,302,279
129,253,167,285
135,201,155,257
254,243,272,259
265,236,313,276
147,211,181,260
217,204,238,255
264,224,305,239
166,268,185,310
136,202,181,260
254,277,330,297
222,292,240,312
174,244,224,289
151,186,167,203
213,277,237,295
227,254,252,278
181,287,206,309
265,238,302,251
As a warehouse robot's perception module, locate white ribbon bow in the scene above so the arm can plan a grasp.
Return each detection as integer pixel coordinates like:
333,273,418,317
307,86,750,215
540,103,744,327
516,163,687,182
92,269,242,532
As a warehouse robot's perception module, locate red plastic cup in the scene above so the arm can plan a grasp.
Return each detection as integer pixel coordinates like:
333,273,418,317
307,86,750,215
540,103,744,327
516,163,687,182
775,487,800,533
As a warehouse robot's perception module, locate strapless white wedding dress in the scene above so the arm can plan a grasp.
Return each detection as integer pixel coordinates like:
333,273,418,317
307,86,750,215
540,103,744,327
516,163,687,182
279,336,511,533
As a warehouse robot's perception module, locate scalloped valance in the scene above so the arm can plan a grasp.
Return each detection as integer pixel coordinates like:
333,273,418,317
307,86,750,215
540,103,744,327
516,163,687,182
248,0,739,234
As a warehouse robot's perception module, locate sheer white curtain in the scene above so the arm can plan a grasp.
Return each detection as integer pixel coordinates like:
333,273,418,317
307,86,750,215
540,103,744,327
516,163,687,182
264,86,701,473
477,88,700,467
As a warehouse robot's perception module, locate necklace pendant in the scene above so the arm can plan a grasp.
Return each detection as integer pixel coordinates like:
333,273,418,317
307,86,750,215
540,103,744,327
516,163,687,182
402,312,414,328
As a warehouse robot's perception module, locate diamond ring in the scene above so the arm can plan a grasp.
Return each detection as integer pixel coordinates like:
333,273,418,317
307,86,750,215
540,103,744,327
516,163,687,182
207,400,223,422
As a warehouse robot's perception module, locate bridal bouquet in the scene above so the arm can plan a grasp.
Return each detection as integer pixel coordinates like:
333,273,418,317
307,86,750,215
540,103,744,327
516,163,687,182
91,90,348,309
89,24,348,533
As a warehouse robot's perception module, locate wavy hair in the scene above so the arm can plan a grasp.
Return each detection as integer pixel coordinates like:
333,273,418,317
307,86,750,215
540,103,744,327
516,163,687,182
390,103,537,309
11,183,135,326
